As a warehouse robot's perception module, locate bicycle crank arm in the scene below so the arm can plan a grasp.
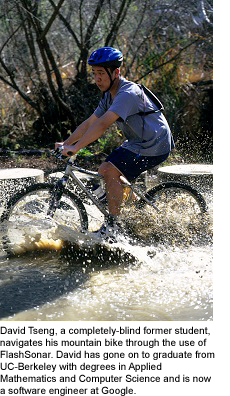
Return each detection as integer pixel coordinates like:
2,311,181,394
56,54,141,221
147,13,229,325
135,192,160,212
143,196,160,212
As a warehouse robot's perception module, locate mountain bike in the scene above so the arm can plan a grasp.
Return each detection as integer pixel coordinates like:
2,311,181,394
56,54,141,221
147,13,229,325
0,149,208,252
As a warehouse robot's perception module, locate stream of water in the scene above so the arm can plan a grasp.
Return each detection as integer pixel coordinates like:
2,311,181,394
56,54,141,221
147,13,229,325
0,189,213,322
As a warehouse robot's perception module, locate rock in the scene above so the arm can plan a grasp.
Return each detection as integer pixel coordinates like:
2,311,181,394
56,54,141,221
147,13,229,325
0,168,44,207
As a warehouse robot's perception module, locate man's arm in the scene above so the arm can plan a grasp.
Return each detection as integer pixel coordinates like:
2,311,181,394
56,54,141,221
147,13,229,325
55,113,98,149
61,111,119,156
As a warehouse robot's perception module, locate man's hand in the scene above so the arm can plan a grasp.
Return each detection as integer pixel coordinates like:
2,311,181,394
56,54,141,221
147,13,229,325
54,142,76,156
59,144,77,157
55,142,64,150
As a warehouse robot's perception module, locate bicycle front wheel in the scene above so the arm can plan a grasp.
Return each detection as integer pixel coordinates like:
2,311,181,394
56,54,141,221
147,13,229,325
128,182,209,244
1,183,88,254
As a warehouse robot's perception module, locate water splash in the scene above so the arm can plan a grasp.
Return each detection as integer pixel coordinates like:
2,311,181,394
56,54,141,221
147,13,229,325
0,188,212,321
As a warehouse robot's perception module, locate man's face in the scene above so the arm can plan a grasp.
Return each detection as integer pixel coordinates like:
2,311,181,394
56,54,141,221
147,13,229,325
92,66,114,92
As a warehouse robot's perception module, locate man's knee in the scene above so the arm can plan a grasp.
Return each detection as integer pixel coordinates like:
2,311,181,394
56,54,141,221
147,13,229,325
98,162,121,179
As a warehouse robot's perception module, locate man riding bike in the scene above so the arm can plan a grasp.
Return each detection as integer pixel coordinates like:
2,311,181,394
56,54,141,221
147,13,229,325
55,46,174,240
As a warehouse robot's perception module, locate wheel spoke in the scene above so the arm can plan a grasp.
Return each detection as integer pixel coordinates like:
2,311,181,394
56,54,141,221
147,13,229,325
1,184,88,254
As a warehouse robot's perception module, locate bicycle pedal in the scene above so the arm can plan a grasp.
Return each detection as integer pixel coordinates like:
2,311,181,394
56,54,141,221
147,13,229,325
135,200,145,209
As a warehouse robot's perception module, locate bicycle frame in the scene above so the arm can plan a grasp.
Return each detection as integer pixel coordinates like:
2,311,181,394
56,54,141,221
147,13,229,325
53,155,160,216
62,161,108,216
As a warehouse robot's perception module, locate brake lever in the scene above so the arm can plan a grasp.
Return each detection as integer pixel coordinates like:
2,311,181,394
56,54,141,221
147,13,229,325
52,147,65,159
52,147,76,162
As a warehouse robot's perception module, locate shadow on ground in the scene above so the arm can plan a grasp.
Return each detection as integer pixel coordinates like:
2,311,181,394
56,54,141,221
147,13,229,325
0,243,137,319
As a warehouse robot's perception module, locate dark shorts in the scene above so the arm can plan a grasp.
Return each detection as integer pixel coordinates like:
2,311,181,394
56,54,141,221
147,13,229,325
105,147,170,182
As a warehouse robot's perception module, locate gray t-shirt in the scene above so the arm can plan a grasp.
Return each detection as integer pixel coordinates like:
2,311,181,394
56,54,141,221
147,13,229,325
94,77,174,156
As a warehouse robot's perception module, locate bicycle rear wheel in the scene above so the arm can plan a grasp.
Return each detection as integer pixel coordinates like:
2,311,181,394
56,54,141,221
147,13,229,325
125,182,209,244
1,183,88,254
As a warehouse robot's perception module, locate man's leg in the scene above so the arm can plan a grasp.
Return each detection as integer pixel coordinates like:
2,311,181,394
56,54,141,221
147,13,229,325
98,162,123,216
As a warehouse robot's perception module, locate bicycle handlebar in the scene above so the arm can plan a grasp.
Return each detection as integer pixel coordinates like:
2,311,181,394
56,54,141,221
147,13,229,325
52,147,65,159
52,147,77,162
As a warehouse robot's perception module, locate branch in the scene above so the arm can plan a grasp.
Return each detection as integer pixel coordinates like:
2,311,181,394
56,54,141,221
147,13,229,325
105,0,132,47
0,23,23,54
39,0,66,41
84,0,105,46
27,4,66,101
0,61,39,111
134,38,201,83
47,0,81,49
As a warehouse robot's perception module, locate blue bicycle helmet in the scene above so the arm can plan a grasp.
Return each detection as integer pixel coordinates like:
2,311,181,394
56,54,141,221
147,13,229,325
88,47,123,68
88,47,123,93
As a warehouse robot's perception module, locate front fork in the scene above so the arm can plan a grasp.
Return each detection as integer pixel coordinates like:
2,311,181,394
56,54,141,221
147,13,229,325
47,176,69,217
